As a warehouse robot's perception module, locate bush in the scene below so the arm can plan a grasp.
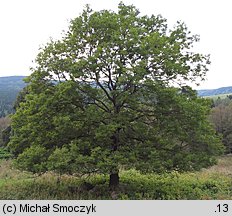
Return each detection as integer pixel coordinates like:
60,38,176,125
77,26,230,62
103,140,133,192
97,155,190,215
0,169,230,199
0,148,12,160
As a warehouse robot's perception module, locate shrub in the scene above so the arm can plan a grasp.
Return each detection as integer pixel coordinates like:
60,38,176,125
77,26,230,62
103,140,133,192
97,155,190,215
0,148,12,160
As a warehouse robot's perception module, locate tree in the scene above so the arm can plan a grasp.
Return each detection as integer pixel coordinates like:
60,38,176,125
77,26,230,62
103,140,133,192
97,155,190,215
0,116,11,147
0,87,30,148
8,2,223,188
209,100,232,153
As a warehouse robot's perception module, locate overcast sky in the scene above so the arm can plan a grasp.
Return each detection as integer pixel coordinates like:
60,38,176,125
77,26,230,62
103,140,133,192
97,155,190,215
0,0,231,89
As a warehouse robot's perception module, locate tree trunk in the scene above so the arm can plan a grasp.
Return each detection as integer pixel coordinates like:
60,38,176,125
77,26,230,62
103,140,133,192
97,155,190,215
109,172,119,189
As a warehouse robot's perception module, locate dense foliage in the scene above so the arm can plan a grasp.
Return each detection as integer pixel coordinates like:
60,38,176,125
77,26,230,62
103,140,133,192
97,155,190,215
0,117,11,147
209,96,232,153
0,164,231,200
8,3,223,187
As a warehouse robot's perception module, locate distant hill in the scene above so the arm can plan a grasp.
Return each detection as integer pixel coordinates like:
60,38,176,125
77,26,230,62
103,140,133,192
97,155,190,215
0,76,27,117
197,86,232,97
1,76,232,117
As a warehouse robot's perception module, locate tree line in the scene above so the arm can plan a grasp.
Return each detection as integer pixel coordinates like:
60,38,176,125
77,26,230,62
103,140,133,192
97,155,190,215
209,96,232,153
0,76,26,117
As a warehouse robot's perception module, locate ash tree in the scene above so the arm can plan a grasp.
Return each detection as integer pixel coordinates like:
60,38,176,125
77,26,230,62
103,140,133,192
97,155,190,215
8,3,223,188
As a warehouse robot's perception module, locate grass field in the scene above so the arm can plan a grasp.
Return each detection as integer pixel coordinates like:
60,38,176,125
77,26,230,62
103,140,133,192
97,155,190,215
0,156,231,199
203,93,232,100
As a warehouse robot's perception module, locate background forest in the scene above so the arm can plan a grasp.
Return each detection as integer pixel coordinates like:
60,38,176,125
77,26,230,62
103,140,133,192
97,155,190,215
0,76,26,117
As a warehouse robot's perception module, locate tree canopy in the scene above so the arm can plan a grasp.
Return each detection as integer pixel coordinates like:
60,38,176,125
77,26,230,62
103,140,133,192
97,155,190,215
8,2,223,188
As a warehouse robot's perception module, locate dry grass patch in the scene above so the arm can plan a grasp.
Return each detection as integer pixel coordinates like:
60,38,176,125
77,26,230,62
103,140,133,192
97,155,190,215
202,155,232,176
0,160,32,180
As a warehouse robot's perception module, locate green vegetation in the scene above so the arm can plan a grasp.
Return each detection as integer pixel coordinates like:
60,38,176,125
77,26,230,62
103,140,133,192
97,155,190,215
0,3,229,200
0,116,11,147
8,3,223,190
0,157,231,200
209,96,232,153
204,93,232,100
0,148,12,160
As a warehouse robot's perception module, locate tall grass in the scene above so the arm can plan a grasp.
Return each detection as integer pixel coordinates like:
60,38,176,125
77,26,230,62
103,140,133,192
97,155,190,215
0,158,231,200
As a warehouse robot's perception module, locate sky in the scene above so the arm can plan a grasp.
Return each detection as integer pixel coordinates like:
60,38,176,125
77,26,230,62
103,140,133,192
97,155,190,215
0,0,231,89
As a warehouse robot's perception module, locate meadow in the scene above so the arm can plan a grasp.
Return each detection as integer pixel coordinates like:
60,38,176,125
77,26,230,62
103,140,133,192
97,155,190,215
203,93,232,100
0,156,231,200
